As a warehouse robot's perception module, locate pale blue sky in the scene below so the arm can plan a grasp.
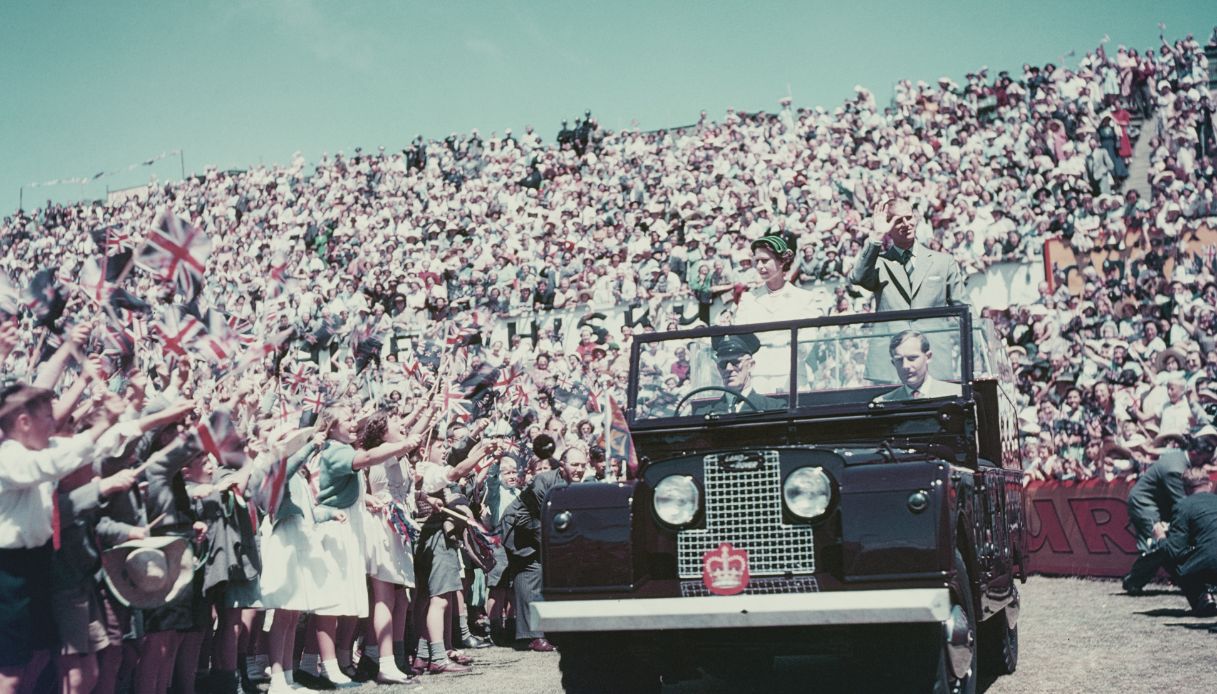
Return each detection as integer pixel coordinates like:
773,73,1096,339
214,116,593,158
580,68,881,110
1,1,1211,210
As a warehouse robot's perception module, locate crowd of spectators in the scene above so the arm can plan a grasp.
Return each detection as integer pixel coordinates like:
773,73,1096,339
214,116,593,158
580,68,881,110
0,25,1216,693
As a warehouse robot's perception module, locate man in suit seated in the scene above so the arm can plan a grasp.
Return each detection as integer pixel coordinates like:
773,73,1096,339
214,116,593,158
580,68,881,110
691,333,787,415
874,330,962,402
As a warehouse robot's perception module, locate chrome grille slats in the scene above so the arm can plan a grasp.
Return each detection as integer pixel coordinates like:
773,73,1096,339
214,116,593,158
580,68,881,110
679,575,820,597
676,450,815,579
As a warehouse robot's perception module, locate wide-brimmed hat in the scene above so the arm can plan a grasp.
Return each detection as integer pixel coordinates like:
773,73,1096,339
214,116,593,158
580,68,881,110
101,537,194,609
1152,431,1188,448
1153,347,1186,373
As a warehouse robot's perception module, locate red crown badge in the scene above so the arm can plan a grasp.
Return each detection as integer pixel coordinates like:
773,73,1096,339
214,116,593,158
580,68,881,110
702,542,749,595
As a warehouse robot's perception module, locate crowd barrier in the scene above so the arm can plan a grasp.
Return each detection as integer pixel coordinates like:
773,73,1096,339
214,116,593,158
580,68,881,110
1026,479,1137,578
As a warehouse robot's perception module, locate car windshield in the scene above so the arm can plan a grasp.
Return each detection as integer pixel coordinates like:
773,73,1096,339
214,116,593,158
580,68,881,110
631,312,969,423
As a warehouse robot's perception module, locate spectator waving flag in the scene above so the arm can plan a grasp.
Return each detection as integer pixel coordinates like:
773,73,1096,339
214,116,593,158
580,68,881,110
23,268,66,328
136,208,211,300
256,427,312,518
88,224,134,283
77,258,148,313
606,395,639,479
197,408,248,468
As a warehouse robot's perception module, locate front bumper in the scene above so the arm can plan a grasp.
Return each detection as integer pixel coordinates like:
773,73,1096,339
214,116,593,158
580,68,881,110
532,588,950,633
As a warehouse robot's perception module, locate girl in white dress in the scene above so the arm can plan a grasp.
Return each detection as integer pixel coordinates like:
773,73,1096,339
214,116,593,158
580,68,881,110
309,405,430,686
352,406,434,683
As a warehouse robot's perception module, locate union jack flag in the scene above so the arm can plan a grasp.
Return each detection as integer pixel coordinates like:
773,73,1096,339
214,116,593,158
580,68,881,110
89,224,133,252
606,395,639,479
442,382,474,422
88,225,134,283
226,315,255,345
136,209,211,300
196,310,242,363
153,307,205,358
257,427,312,518
300,390,328,413
100,310,136,373
196,408,248,468
281,361,317,393
23,268,66,328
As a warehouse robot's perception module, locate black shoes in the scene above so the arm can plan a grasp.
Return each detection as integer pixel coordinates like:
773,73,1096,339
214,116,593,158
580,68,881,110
460,634,493,649
1193,592,1217,618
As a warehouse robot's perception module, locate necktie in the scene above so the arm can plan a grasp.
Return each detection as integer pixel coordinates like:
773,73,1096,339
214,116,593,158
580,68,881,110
52,487,61,550
911,389,922,398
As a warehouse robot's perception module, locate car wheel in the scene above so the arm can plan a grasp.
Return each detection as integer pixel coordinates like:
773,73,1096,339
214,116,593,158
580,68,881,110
980,590,1019,676
932,550,978,694
558,633,661,694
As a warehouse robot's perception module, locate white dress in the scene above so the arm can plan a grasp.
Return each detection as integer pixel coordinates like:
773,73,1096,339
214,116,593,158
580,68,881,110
312,491,370,617
362,458,416,587
311,442,370,617
734,283,822,393
252,474,333,612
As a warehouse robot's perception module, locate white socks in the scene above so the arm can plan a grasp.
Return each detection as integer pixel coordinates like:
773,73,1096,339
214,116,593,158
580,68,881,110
321,659,352,684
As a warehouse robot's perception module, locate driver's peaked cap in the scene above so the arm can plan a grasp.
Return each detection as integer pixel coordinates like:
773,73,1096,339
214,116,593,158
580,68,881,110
712,333,761,360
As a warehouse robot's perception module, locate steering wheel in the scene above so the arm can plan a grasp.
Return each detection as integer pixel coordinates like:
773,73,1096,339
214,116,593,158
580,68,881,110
674,386,758,415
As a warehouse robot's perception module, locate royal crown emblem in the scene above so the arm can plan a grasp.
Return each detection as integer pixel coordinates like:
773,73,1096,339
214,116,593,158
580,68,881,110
702,542,749,595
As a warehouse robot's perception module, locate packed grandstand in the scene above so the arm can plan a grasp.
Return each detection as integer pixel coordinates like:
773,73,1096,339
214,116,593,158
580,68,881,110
4,21,1217,694
2,29,1216,485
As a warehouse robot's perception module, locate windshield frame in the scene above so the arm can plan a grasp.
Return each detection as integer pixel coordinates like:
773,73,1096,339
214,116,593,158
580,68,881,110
627,305,975,428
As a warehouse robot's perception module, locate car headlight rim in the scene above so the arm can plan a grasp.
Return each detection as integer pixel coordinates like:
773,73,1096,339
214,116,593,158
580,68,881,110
653,475,700,526
783,466,833,519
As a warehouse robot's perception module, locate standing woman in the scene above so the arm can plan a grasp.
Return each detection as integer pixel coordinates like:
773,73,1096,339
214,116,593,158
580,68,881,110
310,404,428,686
733,235,819,326
245,427,330,694
354,406,434,684
734,234,819,393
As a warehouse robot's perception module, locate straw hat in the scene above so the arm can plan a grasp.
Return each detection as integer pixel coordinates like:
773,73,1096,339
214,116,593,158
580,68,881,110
101,537,194,609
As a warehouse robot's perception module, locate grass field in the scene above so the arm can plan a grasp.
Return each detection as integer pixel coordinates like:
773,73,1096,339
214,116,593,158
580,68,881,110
355,576,1217,693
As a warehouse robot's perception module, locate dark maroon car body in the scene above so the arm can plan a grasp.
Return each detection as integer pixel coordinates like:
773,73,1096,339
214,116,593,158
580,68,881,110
535,306,1027,692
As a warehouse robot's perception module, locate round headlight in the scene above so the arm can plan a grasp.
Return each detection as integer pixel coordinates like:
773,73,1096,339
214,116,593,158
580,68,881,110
783,467,832,519
653,475,700,526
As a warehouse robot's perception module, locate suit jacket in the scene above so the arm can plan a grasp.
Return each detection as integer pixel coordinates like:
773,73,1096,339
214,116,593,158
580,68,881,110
1161,492,1217,578
1126,450,1188,539
849,240,965,311
690,389,787,415
502,469,567,560
874,375,962,402
851,240,965,383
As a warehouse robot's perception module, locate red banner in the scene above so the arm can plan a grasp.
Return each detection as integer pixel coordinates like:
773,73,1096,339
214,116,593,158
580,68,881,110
1026,479,1138,578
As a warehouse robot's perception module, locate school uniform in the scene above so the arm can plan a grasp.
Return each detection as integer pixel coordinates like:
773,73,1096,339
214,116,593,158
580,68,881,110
313,441,369,618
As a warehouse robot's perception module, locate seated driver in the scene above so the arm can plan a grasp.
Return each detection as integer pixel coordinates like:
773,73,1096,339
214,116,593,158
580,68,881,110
874,329,961,402
692,333,786,414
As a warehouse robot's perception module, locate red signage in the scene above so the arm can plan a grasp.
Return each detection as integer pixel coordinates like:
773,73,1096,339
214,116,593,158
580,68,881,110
1025,479,1138,577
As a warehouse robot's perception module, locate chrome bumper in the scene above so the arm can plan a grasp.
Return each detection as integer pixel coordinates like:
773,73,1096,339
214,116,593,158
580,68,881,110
532,588,950,633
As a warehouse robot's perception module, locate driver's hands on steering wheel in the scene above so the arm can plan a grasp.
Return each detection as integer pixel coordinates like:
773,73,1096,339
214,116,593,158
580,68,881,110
673,385,760,415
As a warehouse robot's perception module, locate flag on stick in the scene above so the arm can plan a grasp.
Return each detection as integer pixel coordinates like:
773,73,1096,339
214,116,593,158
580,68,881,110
136,209,211,300
606,395,639,479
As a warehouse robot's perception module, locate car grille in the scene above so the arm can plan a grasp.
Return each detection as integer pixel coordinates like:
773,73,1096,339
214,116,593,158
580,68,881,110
676,450,815,579
680,575,820,597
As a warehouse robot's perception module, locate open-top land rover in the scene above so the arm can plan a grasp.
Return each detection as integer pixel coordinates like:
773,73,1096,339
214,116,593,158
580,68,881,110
533,306,1026,693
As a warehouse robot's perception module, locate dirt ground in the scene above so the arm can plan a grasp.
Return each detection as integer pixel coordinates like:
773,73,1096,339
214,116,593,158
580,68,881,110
355,576,1217,693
